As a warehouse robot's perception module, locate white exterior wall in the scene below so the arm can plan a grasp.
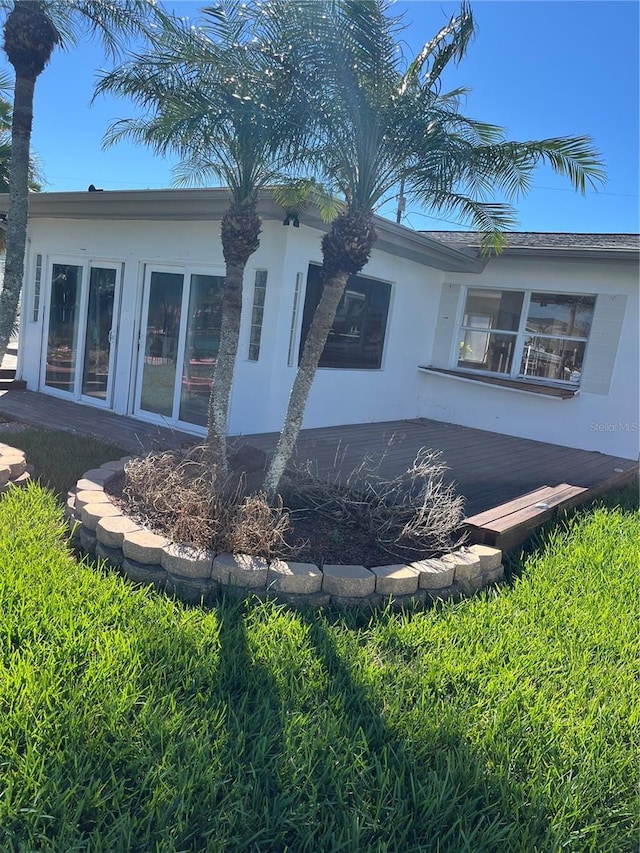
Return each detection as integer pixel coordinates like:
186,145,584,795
418,255,640,459
19,217,638,459
19,216,442,437
253,223,444,434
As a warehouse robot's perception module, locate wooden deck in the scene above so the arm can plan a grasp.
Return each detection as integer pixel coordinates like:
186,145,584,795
0,389,636,530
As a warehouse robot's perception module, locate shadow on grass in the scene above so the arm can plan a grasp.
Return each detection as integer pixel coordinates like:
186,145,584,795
284,607,550,851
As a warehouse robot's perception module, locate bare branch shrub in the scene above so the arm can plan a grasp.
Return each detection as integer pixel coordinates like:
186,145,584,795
122,446,294,559
282,447,465,560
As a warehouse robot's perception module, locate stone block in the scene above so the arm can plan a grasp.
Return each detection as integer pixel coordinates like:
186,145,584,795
64,496,78,521
100,459,127,472
412,558,455,589
121,557,167,588
321,564,375,598
271,591,331,609
95,542,125,569
424,584,461,603
212,552,269,588
75,489,112,512
79,526,97,556
383,589,427,611
161,542,213,579
11,471,31,488
484,564,505,584
441,550,482,581
370,564,420,595
1,454,26,478
267,560,322,594
466,544,503,572
80,501,121,531
76,478,105,493
96,515,142,549
80,467,114,486
330,592,381,610
165,575,218,605
222,585,269,603
122,529,170,565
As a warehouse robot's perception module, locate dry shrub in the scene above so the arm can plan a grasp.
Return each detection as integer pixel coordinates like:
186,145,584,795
282,447,465,560
123,446,292,559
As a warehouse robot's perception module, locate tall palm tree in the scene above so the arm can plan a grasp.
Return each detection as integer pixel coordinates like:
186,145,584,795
0,0,155,363
0,68,41,258
97,5,311,476
261,0,605,497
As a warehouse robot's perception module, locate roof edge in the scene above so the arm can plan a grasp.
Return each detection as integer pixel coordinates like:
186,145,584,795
0,188,482,274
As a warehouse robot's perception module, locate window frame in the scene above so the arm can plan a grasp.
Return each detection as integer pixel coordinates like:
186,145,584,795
298,263,393,371
454,286,596,388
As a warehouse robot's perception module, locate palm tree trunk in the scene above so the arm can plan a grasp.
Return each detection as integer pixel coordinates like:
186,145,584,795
0,71,34,360
262,269,349,499
206,198,261,476
263,210,377,499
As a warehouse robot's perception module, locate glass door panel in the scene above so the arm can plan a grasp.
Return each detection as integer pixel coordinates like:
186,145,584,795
179,273,224,426
139,271,184,417
81,267,117,400
45,264,82,392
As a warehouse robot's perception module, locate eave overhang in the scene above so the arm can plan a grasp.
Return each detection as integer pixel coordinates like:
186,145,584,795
0,187,483,274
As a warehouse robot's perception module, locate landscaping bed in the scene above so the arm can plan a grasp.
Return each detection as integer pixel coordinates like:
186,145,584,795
69,457,505,610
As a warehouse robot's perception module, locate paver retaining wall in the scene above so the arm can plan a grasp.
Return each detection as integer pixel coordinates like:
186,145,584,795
0,443,33,491
64,458,505,609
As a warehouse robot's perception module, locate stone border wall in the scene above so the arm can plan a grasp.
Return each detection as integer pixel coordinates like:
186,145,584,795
0,443,33,491
65,459,505,610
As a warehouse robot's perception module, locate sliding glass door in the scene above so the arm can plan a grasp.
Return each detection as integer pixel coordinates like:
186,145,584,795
135,267,224,428
81,267,118,401
43,260,122,406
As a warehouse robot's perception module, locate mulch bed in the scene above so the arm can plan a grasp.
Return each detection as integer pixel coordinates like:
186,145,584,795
105,469,414,568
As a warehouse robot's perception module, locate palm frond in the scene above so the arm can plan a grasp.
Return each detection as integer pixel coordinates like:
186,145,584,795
44,0,157,57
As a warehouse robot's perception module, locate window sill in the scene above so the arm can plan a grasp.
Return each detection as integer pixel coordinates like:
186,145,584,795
418,366,579,399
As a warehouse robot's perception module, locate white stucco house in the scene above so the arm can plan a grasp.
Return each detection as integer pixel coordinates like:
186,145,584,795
4,188,639,460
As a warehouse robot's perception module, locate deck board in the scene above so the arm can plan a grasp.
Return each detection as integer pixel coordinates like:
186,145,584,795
0,390,636,523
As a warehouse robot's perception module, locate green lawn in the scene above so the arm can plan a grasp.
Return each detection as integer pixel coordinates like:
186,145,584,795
0,482,637,852
0,427,125,496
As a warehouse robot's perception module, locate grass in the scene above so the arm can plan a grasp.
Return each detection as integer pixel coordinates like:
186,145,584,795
0,427,125,495
0,482,637,852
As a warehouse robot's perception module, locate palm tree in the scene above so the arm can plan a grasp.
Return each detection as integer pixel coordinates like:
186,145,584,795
261,0,605,497
0,69,40,259
0,0,155,364
97,5,311,476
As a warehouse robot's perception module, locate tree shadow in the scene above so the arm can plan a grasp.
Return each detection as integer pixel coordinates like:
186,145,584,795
287,606,552,852
8,590,558,852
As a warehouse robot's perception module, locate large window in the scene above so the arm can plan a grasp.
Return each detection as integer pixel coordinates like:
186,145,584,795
457,289,596,385
299,264,391,369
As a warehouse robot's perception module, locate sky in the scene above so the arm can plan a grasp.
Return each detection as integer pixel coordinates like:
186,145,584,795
6,0,639,234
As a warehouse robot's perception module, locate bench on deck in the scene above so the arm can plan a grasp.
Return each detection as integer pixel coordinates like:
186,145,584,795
464,483,589,551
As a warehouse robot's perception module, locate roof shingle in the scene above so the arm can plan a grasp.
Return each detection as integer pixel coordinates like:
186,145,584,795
424,231,640,251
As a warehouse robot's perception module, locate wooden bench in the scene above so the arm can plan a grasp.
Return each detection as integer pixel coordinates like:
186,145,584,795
464,483,589,551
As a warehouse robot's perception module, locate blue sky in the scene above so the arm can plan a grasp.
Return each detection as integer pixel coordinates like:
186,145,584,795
10,0,640,233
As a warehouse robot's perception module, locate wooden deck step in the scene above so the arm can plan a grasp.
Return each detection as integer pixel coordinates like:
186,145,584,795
0,380,26,391
464,483,589,551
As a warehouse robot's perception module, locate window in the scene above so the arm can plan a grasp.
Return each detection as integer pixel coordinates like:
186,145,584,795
248,270,268,361
299,264,391,369
32,254,43,321
457,288,596,385
287,272,303,366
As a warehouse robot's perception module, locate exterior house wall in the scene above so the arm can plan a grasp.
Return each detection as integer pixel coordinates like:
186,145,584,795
19,215,444,437
18,213,638,460
255,223,445,434
419,255,639,459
